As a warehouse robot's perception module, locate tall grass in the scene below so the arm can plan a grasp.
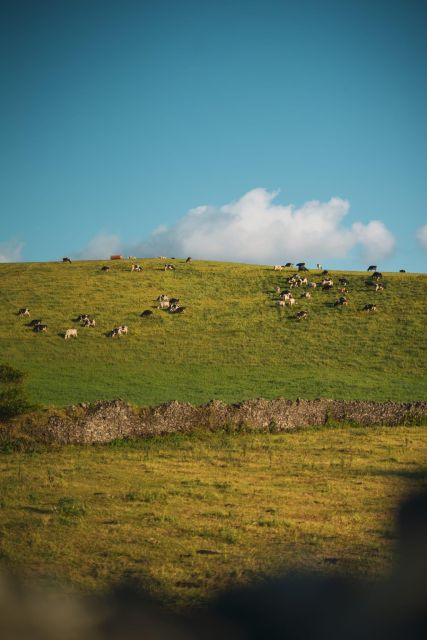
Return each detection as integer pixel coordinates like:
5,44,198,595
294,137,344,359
0,259,426,406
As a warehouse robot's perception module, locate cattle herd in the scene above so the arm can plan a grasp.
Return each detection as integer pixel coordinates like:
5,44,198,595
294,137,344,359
16,258,189,340
270,263,393,321
16,259,403,339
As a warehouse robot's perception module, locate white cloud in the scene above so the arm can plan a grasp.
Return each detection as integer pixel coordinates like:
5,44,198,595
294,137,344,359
78,233,122,260
131,188,395,264
417,224,427,250
0,240,24,263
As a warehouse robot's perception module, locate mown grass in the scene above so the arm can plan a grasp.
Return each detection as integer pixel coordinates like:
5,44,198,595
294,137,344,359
0,425,426,609
0,259,426,406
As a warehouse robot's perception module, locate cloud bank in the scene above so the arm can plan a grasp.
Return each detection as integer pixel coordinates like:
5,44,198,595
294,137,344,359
132,189,395,264
417,224,427,250
0,240,24,263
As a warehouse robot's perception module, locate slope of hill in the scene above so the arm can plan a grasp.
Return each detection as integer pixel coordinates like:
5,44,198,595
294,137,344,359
0,259,426,407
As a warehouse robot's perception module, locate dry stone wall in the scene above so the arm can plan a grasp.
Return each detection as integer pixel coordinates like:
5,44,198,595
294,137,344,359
2,398,426,445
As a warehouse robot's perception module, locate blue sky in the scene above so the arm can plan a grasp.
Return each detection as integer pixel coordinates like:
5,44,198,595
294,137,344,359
1,0,426,271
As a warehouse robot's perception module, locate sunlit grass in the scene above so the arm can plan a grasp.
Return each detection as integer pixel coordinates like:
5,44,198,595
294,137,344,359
0,425,426,608
0,259,426,406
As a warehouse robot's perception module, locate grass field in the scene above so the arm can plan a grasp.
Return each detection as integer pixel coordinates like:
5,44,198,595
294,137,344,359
0,259,426,407
0,425,426,609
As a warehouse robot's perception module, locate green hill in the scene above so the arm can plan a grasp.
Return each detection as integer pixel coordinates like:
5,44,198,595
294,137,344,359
0,259,426,407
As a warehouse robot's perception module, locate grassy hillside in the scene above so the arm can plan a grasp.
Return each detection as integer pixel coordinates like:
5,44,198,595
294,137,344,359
1,426,426,608
0,259,426,407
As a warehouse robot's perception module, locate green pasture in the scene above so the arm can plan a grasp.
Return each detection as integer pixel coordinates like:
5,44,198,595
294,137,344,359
0,425,426,609
0,259,426,407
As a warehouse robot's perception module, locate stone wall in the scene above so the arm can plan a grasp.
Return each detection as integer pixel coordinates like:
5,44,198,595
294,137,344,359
2,398,426,445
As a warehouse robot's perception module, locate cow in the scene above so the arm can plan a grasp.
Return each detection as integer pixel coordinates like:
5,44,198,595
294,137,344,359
367,265,377,271
157,300,170,309
17,308,30,317
286,297,296,307
158,256,167,259
131,264,143,272
110,328,121,338
62,257,72,263
296,262,306,267
156,294,169,302
298,265,309,271
186,257,192,263
375,283,384,292
399,269,406,273
276,300,287,307
338,278,348,285
128,256,136,260
29,319,42,326
334,297,348,307
119,325,128,335
338,287,348,294
64,329,78,339
101,266,110,272
273,265,283,271
322,284,333,291
33,324,47,332
371,271,382,280
296,310,308,320
362,303,377,312
83,318,96,327
308,282,317,288
170,306,185,314
300,292,311,299
141,310,153,317
284,262,293,268
164,263,176,270
76,314,89,322
322,270,329,276
316,263,322,270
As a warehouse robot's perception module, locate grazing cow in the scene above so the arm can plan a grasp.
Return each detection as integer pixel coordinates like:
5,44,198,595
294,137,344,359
164,263,176,270
62,257,72,263
141,310,153,317
101,266,110,272
64,328,78,339
186,257,192,263
375,283,384,292
298,265,309,271
362,303,377,312
367,265,377,271
296,310,308,320
334,297,348,307
33,324,47,332
280,290,292,300
273,265,283,271
83,318,96,327
284,262,293,268
296,262,305,267
17,308,30,317
286,297,296,307
131,264,143,272
76,314,89,322
157,300,170,309
110,328,120,338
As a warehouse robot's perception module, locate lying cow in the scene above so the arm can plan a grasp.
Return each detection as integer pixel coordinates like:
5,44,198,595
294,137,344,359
296,310,308,320
29,319,42,326
362,303,377,312
17,308,30,317
273,265,283,271
141,310,153,317
33,324,47,332
131,264,143,272
82,318,96,327
334,297,348,306
64,328,78,339
164,263,175,270
101,266,110,272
